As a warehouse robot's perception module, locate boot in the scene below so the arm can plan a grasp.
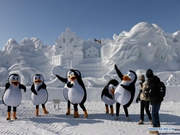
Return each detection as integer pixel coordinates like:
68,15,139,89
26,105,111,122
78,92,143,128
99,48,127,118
74,111,79,118
110,107,114,116
114,116,119,121
84,110,88,118
66,108,70,115
126,117,131,121
6,112,11,120
138,120,144,125
105,106,109,114
36,108,39,116
43,107,49,114
12,111,17,119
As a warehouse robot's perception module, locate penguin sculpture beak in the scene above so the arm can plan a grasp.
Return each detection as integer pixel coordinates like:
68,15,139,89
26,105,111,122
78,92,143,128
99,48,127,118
69,75,76,82
35,79,42,84
110,89,115,95
123,75,131,81
11,81,19,86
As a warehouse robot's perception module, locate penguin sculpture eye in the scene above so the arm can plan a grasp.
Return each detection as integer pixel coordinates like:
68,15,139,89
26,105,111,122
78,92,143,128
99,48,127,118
127,72,132,76
108,84,113,90
35,76,37,79
126,72,129,76
70,72,74,76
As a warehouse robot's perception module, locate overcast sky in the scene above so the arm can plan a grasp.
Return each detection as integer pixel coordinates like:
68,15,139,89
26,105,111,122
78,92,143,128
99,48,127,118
0,0,180,50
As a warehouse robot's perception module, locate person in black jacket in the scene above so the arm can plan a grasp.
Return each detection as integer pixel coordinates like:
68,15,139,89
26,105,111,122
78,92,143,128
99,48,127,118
146,69,163,135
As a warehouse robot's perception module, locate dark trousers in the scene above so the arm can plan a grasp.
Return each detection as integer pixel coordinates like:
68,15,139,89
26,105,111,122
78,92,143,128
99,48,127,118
36,104,46,109
140,100,152,121
73,103,86,111
152,102,161,127
116,103,129,117
7,106,16,112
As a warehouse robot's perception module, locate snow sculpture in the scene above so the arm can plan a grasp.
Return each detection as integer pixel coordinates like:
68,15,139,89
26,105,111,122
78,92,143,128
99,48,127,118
85,46,99,58
1,38,21,67
173,31,180,42
0,38,51,86
20,37,35,53
52,28,84,68
0,22,180,87
31,37,44,51
54,28,84,55
166,74,180,85
173,31,180,64
104,22,180,74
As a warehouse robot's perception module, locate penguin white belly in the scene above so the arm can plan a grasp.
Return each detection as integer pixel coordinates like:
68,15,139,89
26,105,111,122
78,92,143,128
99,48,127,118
63,85,69,101
102,95,115,105
31,88,48,105
114,84,131,106
3,87,22,107
68,83,84,104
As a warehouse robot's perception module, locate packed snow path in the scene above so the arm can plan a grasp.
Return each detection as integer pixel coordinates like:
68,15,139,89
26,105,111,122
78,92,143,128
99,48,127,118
0,100,179,135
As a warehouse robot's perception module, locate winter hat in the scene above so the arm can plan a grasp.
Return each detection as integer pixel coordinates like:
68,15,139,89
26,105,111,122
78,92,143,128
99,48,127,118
146,69,154,78
139,74,145,81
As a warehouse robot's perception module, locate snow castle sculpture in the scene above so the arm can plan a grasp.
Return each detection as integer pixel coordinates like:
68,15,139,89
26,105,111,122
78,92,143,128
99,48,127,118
0,22,180,87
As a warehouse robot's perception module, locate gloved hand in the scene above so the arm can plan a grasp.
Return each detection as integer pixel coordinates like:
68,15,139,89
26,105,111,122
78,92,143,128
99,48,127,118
136,99,139,103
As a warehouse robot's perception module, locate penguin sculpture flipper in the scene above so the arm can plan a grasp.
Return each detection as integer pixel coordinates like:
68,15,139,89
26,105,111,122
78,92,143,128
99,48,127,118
31,84,38,95
106,93,113,99
77,75,87,104
38,83,46,91
77,79,86,91
114,64,123,80
55,75,68,83
19,84,26,92
5,83,10,90
102,86,113,99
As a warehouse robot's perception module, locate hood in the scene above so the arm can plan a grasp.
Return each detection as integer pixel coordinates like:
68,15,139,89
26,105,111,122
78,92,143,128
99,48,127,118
146,69,154,78
139,74,145,81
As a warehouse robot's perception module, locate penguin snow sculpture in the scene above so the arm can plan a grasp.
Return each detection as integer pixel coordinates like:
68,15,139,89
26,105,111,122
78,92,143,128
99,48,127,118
31,74,49,116
101,79,119,115
114,64,137,121
56,69,88,118
2,74,26,120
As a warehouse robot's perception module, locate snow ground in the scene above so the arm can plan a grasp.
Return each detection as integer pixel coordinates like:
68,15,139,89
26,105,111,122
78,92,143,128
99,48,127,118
0,100,179,135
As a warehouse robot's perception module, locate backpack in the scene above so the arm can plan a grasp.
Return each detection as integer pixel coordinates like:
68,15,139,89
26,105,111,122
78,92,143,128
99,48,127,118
158,81,166,98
